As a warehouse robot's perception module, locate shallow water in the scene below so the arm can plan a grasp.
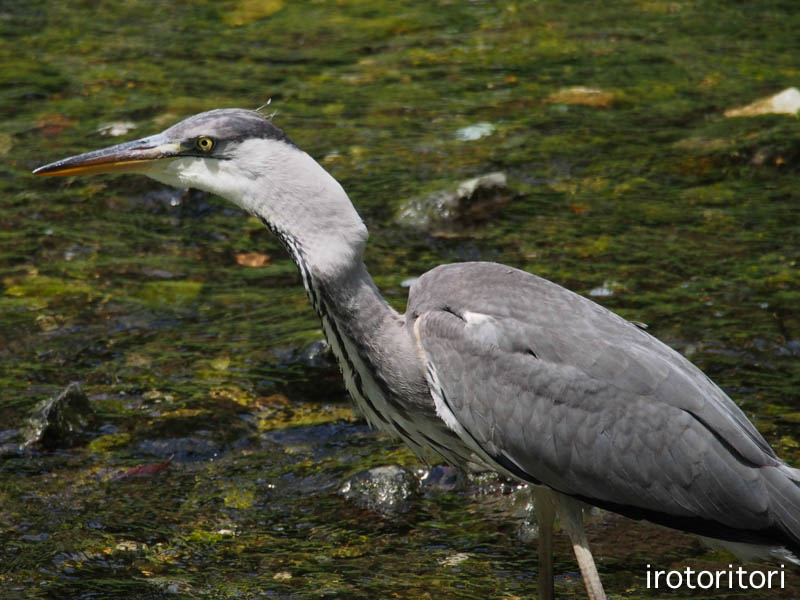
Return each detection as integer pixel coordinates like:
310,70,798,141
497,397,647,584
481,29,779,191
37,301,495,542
2,1,800,598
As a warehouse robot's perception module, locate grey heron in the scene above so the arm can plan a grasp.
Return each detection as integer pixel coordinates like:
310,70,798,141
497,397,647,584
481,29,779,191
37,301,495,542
34,108,800,600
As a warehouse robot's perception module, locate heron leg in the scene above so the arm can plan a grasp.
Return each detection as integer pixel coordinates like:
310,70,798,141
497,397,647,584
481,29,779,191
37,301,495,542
533,487,556,600
556,492,607,600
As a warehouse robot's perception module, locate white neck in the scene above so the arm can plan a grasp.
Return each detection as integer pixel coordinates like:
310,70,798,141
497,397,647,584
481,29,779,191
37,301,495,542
147,137,369,284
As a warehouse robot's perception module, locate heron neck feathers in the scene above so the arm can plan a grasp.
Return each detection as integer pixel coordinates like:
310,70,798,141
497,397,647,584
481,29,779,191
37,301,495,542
233,140,369,283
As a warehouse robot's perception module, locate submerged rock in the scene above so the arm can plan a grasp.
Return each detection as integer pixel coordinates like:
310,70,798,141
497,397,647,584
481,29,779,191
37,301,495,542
272,339,335,370
297,339,335,369
418,465,463,493
0,441,23,458
339,465,418,517
24,383,95,449
467,472,539,543
137,437,221,462
395,172,513,233
724,87,800,117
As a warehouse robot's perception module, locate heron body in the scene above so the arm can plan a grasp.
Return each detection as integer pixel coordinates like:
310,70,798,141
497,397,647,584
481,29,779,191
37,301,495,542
35,109,800,599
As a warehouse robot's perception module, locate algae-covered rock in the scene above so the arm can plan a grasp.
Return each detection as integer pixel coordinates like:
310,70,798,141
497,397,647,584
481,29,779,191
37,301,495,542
395,172,514,233
24,383,95,449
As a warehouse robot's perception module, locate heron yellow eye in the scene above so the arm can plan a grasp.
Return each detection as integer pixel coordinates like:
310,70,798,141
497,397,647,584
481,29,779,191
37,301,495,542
196,136,214,152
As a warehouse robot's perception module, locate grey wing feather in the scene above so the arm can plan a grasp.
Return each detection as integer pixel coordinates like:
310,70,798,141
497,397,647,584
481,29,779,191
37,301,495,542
407,262,799,539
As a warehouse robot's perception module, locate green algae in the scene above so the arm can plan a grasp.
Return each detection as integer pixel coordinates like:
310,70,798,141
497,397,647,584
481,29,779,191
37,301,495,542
1,0,800,598
133,280,204,308
87,432,132,453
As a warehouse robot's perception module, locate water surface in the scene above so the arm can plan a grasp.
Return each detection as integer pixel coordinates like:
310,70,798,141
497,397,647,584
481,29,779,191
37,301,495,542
2,1,799,598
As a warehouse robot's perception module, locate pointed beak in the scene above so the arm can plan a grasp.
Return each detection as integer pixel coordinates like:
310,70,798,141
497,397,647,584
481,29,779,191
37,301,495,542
33,134,181,177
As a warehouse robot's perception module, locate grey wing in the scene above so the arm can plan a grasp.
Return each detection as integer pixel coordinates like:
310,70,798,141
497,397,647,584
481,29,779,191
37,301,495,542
407,262,795,539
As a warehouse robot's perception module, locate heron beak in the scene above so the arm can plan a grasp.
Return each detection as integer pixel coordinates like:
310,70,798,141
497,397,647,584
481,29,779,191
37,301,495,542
33,134,180,177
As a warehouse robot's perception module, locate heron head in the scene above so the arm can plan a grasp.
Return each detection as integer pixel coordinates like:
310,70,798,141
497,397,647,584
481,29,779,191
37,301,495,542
35,109,368,279
33,109,297,201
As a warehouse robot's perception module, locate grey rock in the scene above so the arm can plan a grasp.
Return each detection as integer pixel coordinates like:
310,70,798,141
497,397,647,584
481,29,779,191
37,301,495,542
24,383,95,449
395,172,514,232
298,339,334,369
454,122,495,141
339,465,418,517
418,465,463,492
